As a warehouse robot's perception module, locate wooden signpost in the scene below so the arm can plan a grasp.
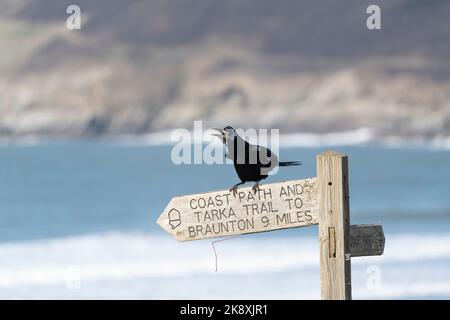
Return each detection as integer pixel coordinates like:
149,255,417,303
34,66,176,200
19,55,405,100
157,151,385,300
157,178,319,241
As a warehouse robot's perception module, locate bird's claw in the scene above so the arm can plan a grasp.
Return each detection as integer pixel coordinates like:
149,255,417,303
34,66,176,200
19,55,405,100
252,183,260,194
229,186,238,197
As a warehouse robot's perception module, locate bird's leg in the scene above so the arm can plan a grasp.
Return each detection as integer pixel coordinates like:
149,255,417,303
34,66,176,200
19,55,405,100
229,182,244,197
252,182,260,194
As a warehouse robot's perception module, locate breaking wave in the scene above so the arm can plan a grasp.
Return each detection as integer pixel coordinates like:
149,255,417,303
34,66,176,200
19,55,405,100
106,128,450,150
1,128,450,150
0,231,449,299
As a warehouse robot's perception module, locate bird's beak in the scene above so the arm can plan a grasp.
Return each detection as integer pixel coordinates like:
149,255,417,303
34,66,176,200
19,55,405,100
211,128,226,139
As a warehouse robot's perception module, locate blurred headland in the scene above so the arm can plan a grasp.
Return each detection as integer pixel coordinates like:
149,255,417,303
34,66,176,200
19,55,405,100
1,0,449,143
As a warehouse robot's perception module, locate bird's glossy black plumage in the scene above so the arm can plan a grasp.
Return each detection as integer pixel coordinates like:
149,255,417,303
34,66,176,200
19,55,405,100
212,126,301,195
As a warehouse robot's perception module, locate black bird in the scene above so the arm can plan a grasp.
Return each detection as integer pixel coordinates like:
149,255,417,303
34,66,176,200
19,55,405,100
212,126,301,195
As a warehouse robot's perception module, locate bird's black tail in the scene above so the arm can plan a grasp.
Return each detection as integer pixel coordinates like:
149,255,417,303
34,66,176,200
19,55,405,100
279,161,302,167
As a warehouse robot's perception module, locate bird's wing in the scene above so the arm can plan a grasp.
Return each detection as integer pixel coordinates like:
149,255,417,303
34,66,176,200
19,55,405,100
250,144,277,167
250,144,269,155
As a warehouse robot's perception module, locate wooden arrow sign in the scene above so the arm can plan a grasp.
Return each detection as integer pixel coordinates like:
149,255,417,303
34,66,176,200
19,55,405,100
157,178,319,241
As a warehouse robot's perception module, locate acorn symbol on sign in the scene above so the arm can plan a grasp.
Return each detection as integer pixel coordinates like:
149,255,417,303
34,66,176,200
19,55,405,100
168,208,181,229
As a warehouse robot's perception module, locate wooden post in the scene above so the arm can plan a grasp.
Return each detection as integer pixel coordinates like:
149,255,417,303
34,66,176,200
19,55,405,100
317,151,352,300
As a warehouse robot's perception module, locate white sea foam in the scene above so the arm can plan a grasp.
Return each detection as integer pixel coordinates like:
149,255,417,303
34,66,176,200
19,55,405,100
110,127,376,147
430,136,450,150
111,130,175,146
0,135,44,147
278,127,375,147
0,231,449,299
1,128,450,150
109,128,450,150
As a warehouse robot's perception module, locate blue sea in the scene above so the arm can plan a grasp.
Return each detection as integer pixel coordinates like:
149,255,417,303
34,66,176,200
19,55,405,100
0,142,449,299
